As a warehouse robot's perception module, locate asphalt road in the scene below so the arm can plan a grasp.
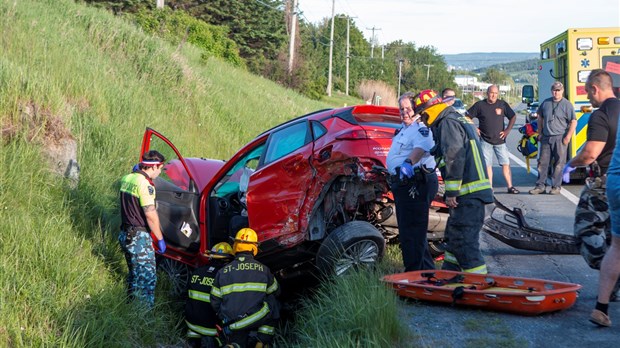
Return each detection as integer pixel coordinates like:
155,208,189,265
398,109,617,347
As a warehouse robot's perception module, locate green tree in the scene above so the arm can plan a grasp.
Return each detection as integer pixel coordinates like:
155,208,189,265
167,0,287,74
483,68,510,85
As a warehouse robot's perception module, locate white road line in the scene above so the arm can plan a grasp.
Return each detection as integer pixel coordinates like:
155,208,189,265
508,152,580,205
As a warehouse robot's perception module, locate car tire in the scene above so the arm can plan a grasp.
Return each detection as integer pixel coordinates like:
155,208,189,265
156,255,191,298
428,240,446,258
315,221,385,277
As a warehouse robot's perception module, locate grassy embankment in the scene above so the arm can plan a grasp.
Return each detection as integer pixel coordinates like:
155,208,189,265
0,0,407,346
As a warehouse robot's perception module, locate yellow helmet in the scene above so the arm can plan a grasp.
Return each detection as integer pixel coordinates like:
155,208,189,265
233,228,259,256
207,242,234,259
413,89,446,126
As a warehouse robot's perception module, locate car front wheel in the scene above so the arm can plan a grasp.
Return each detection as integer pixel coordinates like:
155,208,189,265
156,255,191,298
316,221,385,276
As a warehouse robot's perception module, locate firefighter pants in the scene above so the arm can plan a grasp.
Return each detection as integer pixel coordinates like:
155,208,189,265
441,197,487,274
391,172,438,271
118,229,156,308
574,177,609,269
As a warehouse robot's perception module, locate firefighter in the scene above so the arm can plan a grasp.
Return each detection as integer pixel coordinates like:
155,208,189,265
185,242,234,348
118,150,167,308
211,228,280,348
413,90,493,274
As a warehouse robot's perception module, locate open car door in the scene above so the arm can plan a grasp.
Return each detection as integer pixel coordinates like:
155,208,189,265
140,128,201,253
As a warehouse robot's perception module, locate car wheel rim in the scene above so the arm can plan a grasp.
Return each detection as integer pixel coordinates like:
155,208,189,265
333,240,379,276
158,258,190,296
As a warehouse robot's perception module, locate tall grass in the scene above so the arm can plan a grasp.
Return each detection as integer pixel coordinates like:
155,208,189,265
288,268,408,347
1,0,328,346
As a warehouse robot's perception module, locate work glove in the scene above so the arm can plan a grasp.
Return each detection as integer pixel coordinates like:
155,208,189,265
157,239,166,254
562,164,576,183
399,161,414,180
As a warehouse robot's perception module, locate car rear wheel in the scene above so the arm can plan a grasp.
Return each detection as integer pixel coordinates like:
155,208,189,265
156,256,191,298
316,221,385,276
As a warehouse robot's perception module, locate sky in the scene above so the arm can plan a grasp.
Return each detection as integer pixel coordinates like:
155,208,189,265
297,0,620,55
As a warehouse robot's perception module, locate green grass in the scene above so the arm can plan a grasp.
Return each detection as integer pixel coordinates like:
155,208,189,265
286,269,408,347
0,0,397,346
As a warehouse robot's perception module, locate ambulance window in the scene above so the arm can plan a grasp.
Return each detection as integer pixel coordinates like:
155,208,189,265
541,48,549,60
555,40,566,55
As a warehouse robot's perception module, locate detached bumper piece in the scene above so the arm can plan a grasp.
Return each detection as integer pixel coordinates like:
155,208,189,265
482,198,579,254
383,270,582,315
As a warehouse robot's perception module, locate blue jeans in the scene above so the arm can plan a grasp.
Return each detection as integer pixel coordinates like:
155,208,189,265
608,174,620,237
536,134,567,188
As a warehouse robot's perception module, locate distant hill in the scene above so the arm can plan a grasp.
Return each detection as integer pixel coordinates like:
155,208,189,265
443,52,538,70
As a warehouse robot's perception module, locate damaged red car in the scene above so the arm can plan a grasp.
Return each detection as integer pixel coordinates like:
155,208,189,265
142,105,447,293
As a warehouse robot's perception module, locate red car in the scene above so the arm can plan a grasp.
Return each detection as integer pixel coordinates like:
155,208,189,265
142,105,447,293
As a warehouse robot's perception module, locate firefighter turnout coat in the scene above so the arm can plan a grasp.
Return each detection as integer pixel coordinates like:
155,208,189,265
211,252,280,333
431,107,493,202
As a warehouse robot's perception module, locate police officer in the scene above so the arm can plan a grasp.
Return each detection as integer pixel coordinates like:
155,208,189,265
185,242,234,348
561,70,620,326
414,90,493,274
211,228,280,348
118,150,167,308
386,92,439,272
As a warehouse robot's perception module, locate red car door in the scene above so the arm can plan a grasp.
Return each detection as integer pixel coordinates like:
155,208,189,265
140,128,202,258
245,120,315,246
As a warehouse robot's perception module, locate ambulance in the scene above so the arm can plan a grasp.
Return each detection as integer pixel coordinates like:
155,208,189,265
523,27,620,177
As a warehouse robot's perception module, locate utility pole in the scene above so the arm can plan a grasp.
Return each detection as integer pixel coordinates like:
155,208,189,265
398,59,404,96
287,0,298,75
366,26,381,59
424,64,433,81
326,0,335,96
156,0,164,9
344,16,350,95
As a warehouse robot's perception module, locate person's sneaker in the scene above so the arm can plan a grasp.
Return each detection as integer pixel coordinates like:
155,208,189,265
529,187,545,195
549,187,561,195
589,309,612,327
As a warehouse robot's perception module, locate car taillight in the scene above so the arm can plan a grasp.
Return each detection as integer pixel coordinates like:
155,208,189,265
336,129,393,140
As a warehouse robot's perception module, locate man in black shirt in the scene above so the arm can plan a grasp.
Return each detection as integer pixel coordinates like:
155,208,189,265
562,69,620,327
467,85,519,193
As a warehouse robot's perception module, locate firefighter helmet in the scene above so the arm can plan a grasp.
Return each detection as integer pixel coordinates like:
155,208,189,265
233,228,259,256
412,89,442,115
207,242,234,259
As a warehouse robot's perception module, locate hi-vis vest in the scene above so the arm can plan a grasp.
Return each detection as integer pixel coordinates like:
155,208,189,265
432,109,493,203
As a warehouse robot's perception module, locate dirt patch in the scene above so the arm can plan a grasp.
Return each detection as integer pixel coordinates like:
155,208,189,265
2,99,81,186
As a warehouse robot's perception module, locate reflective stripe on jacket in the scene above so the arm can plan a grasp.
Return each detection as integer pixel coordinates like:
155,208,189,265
211,252,279,329
432,108,493,202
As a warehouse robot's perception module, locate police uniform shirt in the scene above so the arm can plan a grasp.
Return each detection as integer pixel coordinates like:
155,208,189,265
120,171,156,228
386,120,436,174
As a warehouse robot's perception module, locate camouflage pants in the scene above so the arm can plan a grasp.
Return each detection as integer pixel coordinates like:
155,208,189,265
574,178,610,270
118,229,156,308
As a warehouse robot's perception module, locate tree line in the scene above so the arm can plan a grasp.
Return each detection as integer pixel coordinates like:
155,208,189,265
81,0,456,100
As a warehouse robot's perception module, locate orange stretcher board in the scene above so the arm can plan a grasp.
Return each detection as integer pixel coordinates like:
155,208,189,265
382,270,582,315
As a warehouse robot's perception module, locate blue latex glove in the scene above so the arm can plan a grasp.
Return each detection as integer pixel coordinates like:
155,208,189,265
562,164,576,183
132,163,140,172
400,161,414,180
222,326,232,337
157,239,166,254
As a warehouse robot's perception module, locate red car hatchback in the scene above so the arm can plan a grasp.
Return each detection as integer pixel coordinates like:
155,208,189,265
142,105,446,293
